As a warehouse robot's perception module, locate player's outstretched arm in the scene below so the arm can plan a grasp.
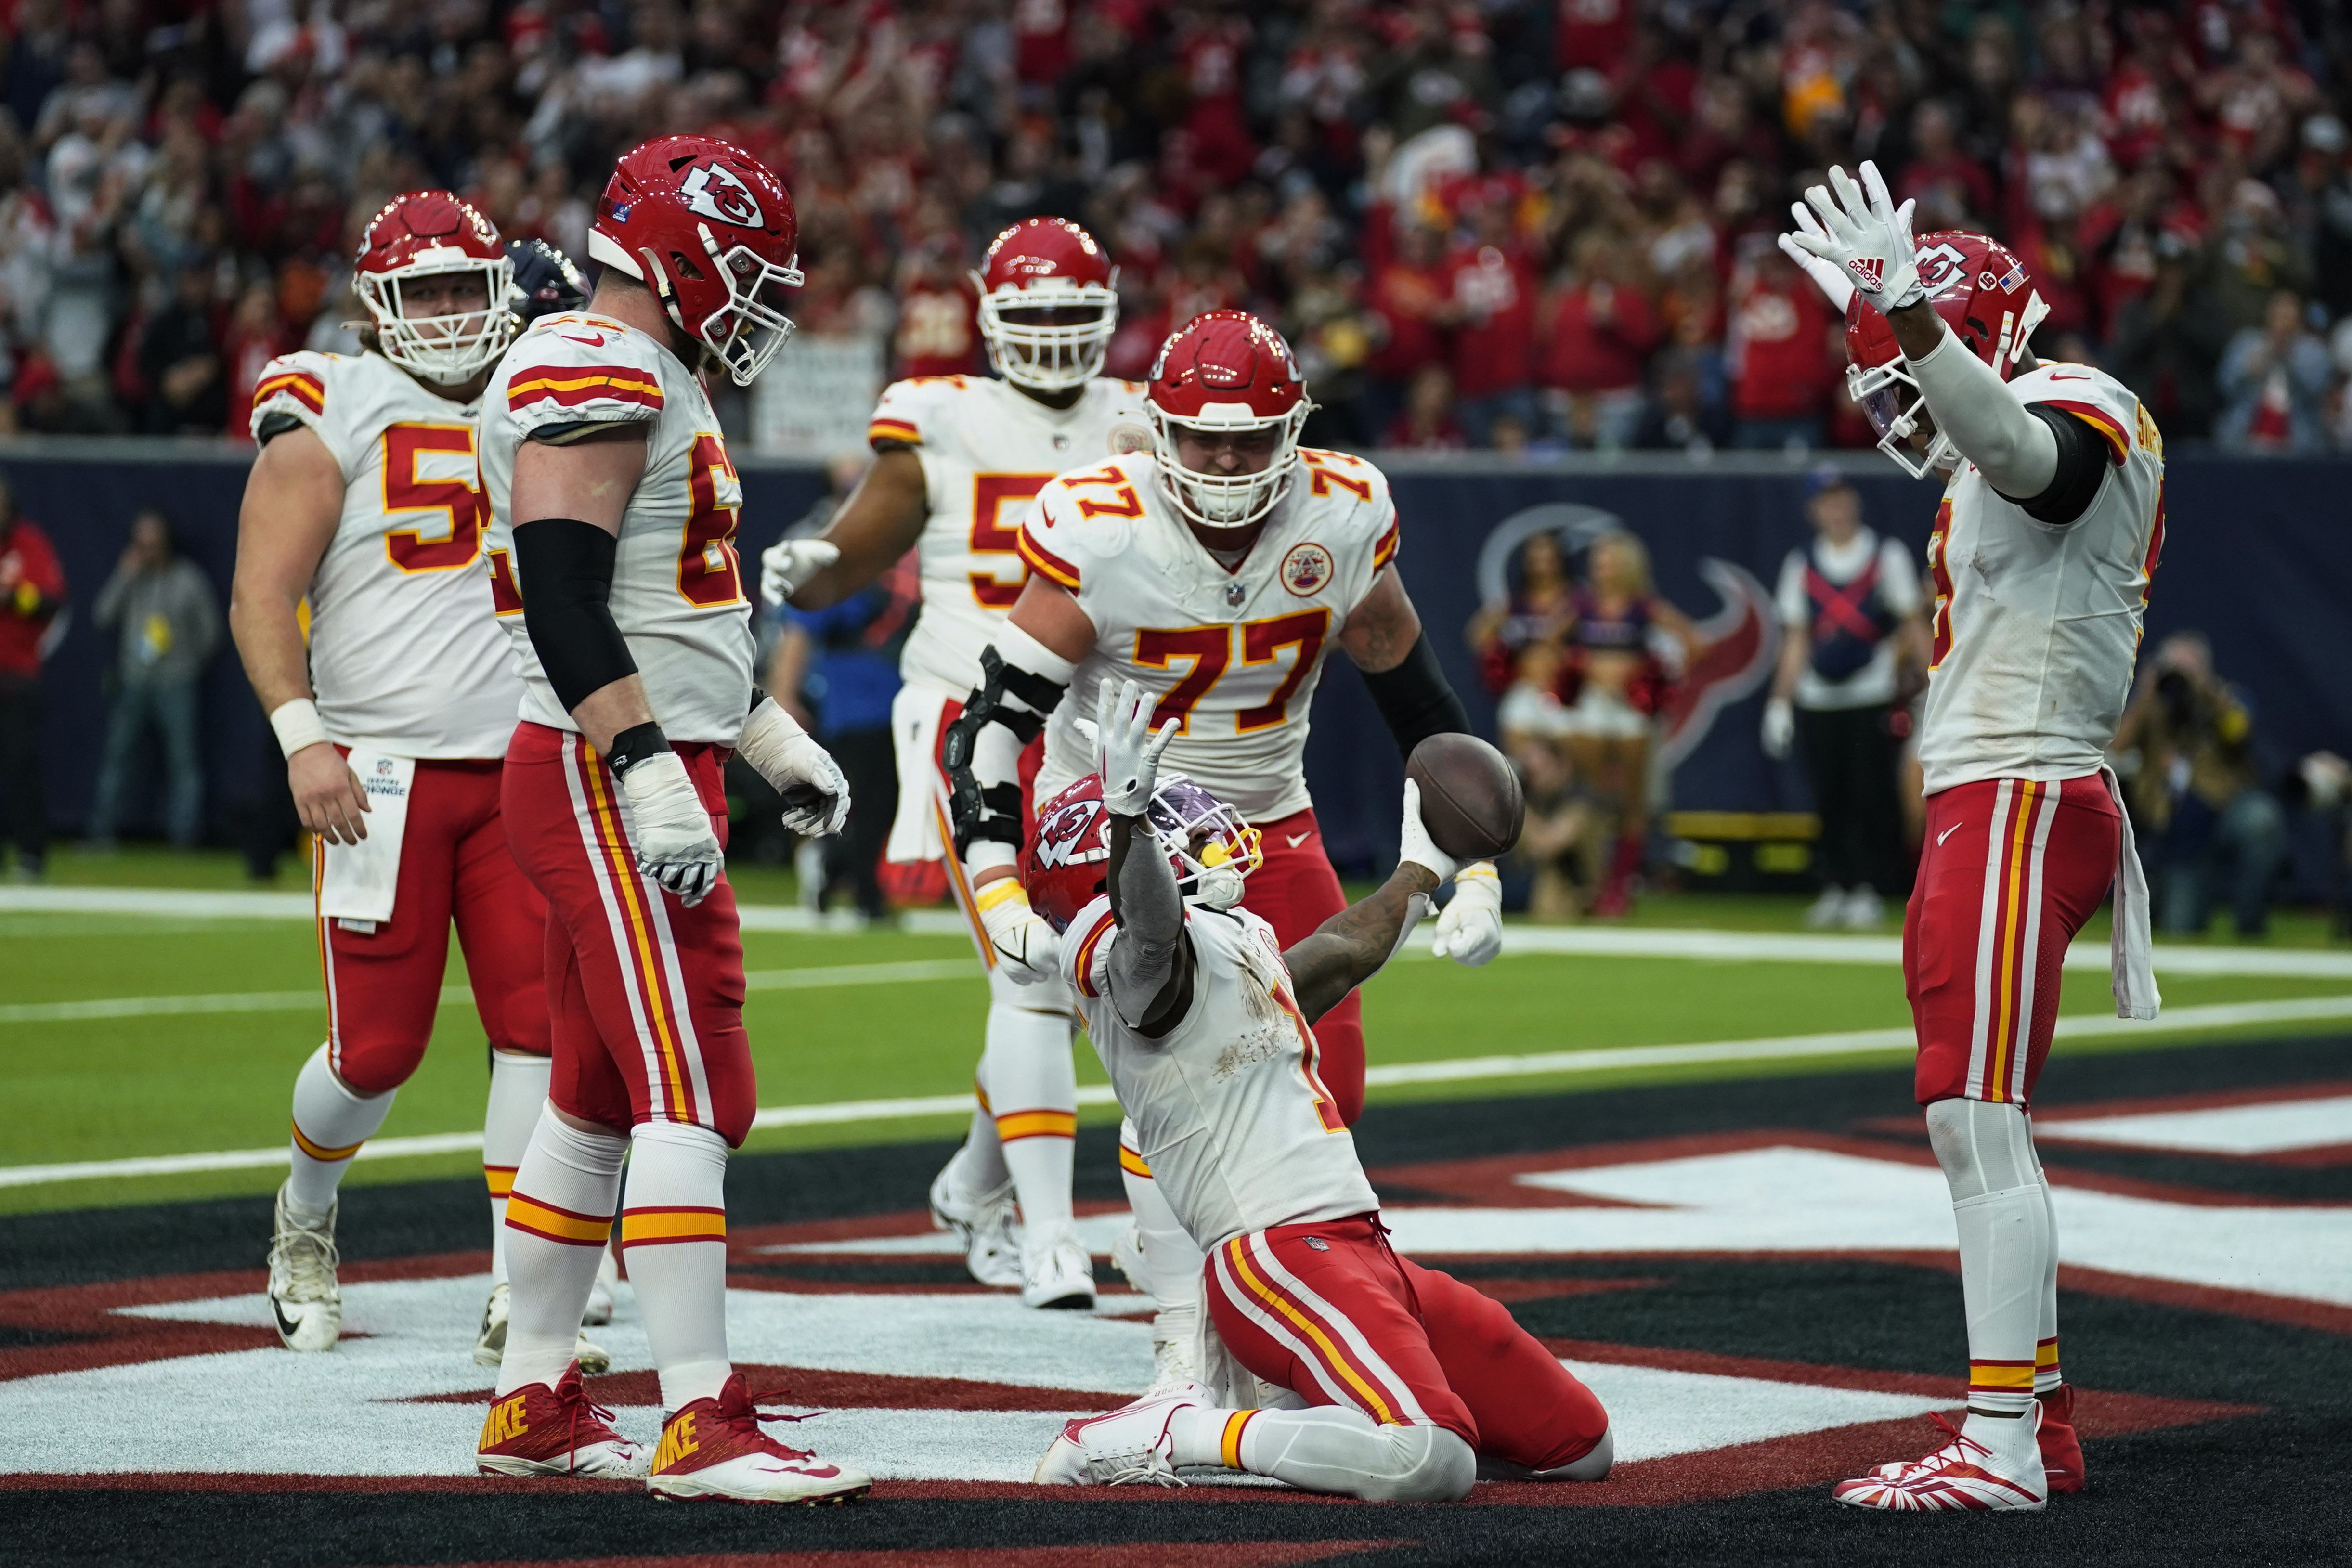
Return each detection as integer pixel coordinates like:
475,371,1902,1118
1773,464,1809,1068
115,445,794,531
230,425,370,845
1285,781,1456,1023
763,446,927,609
1097,679,1192,1035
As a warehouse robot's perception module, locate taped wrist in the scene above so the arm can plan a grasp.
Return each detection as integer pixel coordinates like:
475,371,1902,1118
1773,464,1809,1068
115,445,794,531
942,626,1072,857
605,721,670,778
1361,632,1471,759
514,518,636,713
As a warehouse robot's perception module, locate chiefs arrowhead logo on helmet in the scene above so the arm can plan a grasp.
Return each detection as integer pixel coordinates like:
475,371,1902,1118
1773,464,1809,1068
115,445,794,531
1030,796,1106,873
679,162,764,230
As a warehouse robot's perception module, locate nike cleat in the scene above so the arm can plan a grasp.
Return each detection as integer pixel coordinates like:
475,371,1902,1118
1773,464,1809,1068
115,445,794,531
647,1373,871,1504
475,1361,644,1477
1034,1387,1208,1486
472,1281,611,1375
1019,1221,1096,1311
928,1163,1022,1289
1833,1412,2048,1512
267,1184,341,1352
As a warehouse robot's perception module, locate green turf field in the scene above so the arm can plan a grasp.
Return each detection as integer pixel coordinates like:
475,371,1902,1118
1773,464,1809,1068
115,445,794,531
5,845,2348,1214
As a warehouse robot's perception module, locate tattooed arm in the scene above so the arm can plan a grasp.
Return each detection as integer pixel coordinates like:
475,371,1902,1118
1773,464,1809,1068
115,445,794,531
1282,858,1444,1024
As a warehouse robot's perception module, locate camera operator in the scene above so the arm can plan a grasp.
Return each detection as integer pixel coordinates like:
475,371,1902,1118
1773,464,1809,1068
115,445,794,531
2113,632,2286,937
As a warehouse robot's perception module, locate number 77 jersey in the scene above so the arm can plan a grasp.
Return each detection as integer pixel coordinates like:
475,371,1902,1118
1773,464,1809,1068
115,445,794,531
1024,447,1401,822
479,311,756,744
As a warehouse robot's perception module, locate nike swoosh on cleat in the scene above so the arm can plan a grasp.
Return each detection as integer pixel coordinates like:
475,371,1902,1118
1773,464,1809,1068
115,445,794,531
270,1298,303,1342
1938,824,1962,846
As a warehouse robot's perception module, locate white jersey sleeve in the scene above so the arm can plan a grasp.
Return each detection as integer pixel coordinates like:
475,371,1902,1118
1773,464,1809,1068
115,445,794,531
1064,893,1379,1251
1026,448,1400,821
480,314,755,743
1916,362,2167,794
255,352,520,758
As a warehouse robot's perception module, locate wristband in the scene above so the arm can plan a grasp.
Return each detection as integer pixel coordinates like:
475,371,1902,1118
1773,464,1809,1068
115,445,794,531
269,698,331,759
605,721,671,778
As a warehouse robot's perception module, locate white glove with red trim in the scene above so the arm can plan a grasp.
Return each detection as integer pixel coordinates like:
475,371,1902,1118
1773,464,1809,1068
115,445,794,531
1785,161,1924,315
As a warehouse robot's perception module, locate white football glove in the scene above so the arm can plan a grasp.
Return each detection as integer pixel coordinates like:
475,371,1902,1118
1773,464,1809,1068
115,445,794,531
617,749,724,907
1785,161,1924,315
1095,677,1177,817
758,537,840,606
975,875,1060,985
1762,697,1796,760
1398,778,1460,884
738,697,851,836
1431,861,1503,966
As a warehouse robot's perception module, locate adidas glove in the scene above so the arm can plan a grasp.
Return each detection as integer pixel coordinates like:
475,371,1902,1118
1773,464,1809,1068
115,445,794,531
617,749,723,907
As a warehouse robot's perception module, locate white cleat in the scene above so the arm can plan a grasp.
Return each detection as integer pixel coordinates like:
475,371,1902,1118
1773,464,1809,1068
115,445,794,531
1833,1413,2048,1512
1034,1386,1210,1486
267,1184,341,1352
647,1374,871,1504
928,1164,1023,1289
584,1244,619,1326
1804,886,1848,929
1841,885,1886,930
1143,1306,1203,1400
472,1282,611,1375
1020,1221,1096,1310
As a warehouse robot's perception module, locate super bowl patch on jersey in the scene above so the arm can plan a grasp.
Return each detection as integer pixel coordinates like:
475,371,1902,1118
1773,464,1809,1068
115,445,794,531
1281,543,1335,597
1109,420,1152,454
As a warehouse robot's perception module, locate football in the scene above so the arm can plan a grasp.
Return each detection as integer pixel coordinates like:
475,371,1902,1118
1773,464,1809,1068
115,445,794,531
1406,733,1524,861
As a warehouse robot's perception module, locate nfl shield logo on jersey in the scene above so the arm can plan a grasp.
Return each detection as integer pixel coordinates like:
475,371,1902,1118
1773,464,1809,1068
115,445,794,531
1281,543,1335,597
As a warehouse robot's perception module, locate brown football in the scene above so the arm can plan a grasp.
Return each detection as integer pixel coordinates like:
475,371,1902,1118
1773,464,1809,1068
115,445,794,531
1406,733,1524,860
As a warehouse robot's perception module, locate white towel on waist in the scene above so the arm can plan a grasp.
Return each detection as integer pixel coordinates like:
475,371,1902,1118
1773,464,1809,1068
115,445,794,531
317,748,416,925
2102,764,2159,1020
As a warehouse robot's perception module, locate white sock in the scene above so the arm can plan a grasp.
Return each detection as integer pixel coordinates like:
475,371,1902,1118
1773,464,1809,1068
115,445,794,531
483,1050,551,1287
286,1042,395,1217
944,1064,1010,1197
984,1000,1076,1232
1173,1405,1475,1503
624,1120,733,1412
2029,1122,2062,1394
1120,1132,1206,1334
495,1108,626,1397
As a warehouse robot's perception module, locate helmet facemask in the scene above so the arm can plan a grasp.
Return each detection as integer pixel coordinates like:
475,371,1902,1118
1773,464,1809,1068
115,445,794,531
1146,775,1262,911
1849,357,1956,479
690,224,802,387
1148,400,1312,529
358,250,516,383
976,276,1118,391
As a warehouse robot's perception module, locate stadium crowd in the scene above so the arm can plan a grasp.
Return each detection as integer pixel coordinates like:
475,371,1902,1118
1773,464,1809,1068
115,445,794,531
0,0,2350,451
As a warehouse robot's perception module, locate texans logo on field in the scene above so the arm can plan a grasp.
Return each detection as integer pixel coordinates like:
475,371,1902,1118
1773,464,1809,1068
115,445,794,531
678,162,764,230
1280,543,1334,597
1030,796,1106,870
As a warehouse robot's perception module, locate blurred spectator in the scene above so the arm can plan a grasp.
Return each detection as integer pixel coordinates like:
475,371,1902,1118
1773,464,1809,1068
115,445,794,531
1727,239,1836,450
1468,529,1576,695
1383,363,1464,450
1441,199,1536,446
139,266,226,434
87,510,219,849
2114,632,2287,938
2110,233,2231,441
2217,289,2333,452
0,475,65,877
1496,640,1599,921
1762,471,1927,931
1538,231,1660,450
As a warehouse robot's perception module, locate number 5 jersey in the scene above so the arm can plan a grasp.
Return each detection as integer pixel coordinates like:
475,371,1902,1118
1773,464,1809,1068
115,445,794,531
478,312,755,744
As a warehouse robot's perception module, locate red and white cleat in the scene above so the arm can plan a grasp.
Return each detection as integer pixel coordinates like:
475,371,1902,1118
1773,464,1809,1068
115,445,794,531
1033,1386,1209,1487
647,1374,871,1504
2038,1384,2086,1494
1832,1413,2047,1512
475,1362,644,1478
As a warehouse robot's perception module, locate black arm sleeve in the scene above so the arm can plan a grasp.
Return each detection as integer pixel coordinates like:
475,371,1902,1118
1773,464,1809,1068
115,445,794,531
2003,405,2112,526
513,518,637,713
1360,630,1473,759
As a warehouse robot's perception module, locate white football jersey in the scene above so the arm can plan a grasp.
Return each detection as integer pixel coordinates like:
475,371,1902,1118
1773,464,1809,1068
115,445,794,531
866,374,1151,696
1917,362,2166,794
1023,449,1400,821
249,350,520,758
479,312,755,744
1063,892,1378,1249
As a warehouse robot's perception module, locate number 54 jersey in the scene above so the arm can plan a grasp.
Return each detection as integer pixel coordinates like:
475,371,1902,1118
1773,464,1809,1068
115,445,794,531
1021,448,1401,822
249,350,520,757
479,313,755,744
867,373,1150,696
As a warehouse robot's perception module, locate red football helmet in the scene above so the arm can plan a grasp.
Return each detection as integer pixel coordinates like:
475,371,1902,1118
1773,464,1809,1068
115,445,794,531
974,217,1118,392
589,135,802,387
1145,310,1313,530
1020,771,1264,934
1845,230,2049,478
353,191,513,384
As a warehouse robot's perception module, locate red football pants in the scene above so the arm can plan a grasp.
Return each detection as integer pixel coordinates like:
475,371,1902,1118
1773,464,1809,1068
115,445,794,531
502,722,755,1145
1205,1215,1609,1469
317,754,547,1094
1245,807,1363,1125
1907,774,2120,1109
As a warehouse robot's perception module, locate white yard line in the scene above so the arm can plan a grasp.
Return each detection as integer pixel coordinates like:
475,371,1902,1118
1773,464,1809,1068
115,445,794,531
6,994,2348,1192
